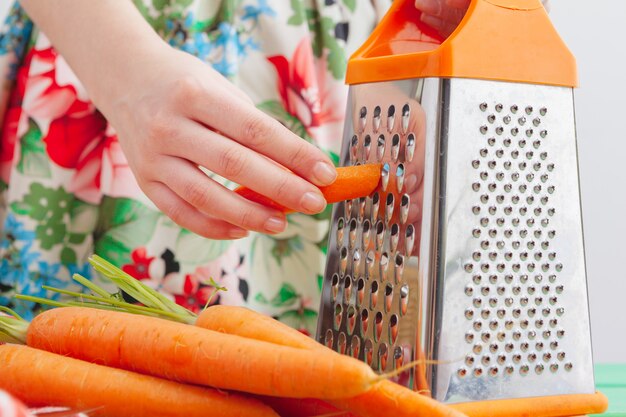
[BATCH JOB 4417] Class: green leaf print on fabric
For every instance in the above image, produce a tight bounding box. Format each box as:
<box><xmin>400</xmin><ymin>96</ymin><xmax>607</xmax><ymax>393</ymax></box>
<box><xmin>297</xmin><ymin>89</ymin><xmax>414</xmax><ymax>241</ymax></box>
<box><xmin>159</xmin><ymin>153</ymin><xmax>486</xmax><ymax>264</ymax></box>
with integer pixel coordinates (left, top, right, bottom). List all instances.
<box><xmin>342</xmin><ymin>0</ymin><xmax>357</xmax><ymax>12</ymax></box>
<box><xmin>254</xmin><ymin>282</ymin><xmax>298</xmax><ymax>307</ymax></box>
<box><xmin>94</xmin><ymin>197</ymin><xmax>161</xmax><ymax>267</ymax></box>
<box><xmin>302</xmin><ymin>10</ymin><xmax>347</xmax><ymax>80</ymax></box>
<box><xmin>287</xmin><ymin>0</ymin><xmax>305</xmax><ymax>25</ymax></box>
<box><xmin>60</xmin><ymin>246</ymin><xmax>77</xmax><ymax>265</ymax></box>
<box><xmin>17</xmin><ymin>119</ymin><xmax>51</xmax><ymax>179</ymax></box>
<box><xmin>175</xmin><ymin>229</ymin><xmax>232</xmax><ymax>265</ymax></box>
<box><xmin>36</xmin><ymin>222</ymin><xmax>67</xmax><ymax>250</ymax></box>
<box><xmin>270</xmin><ymin>235</ymin><xmax>304</xmax><ymax>267</ymax></box>
<box><xmin>19</xmin><ymin>183</ymin><xmax>73</xmax><ymax>222</ymax></box>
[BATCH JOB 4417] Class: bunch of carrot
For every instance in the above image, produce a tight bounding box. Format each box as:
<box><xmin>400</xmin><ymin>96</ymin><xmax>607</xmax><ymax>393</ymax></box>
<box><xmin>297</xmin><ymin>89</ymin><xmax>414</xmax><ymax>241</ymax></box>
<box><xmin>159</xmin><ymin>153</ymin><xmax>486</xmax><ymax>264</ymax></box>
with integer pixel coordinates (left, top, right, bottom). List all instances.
<box><xmin>4</xmin><ymin>255</ymin><xmax>609</xmax><ymax>417</ymax></box>
<box><xmin>0</xmin><ymin>255</ymin><xmax>467</xmax><ymax>417</ymax></box>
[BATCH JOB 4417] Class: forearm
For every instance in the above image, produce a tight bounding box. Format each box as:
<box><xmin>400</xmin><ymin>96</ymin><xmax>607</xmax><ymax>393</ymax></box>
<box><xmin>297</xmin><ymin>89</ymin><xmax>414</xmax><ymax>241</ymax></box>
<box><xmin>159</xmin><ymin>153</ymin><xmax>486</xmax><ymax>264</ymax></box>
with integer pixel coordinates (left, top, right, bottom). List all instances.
<box><xmin>17</xmin><ymin>0</ymin><xmax>167</xmax><ymax>110</ymax></box>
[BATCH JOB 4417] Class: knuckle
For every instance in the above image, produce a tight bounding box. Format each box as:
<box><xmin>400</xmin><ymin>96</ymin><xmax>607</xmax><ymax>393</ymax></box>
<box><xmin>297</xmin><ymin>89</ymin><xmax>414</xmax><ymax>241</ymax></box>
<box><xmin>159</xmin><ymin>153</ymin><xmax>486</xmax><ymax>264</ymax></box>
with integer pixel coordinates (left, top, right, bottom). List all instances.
<box><xmin>173</xmin><ymin>76</ymin><xmax>203</xmax><ymax>103</ymax></box>
<box><xmin>271</xmin><ymin>174</ymin><xmax>292</xmax><ymax>202</ymax></box>
<box><xmin>182</xmin><ymin>180</ymin><xmax>210</xmax><ymax>209</ymax></box>
<box><xmin>218</xmin><ymin>147</ymin><xmax>247</xmax><ymax>179</ymax></box>
<box><xmin>146</xmin><ymin>115</ymin><xmax>175</xmax><ymax>143</ymax></box>
<box><xmin>235</xmin><ymin>208</ymin><xmax>259</xmax><ymax>229</ymax></box>
<box><xmin>242</xmin><ymin>115</ymin><xmax>269</xmax><ymax>148</ymax></box>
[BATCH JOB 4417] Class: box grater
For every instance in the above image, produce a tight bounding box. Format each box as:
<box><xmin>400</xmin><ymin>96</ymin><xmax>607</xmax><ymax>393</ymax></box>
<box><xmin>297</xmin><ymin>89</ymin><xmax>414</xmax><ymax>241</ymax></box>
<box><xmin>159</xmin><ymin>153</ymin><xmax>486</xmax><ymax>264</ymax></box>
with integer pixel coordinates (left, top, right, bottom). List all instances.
<box><xmin>316</xmin><ymin>0</ymin><xmax>596</xmax><ymax>405</ymax></box>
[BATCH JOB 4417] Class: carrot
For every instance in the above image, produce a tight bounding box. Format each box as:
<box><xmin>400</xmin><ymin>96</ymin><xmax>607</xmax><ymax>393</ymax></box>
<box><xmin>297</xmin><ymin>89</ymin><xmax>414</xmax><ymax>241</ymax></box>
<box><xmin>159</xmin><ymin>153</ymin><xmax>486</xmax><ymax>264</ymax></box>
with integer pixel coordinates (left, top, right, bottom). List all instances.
<box><xmin>0</xmin><ymin>344</ymin><xmax>278</xmax><ymax>417</ymax></box>
<box><xmin>22</xmin><ymin>307</ymin><xmax>377</xmax><ymax>399</ymax></box>
<box><xmin>195</xmin><ymin>305</ymin><xmax>323</xmax><ymax>351</ymax></box>
<box><xmin>235</xmin><ymin>164</ymin><xmax>381</xmax><ymax>213</ymax></box>
<box><xmin>259</xmin><ymin>397</ymin><xmax>357</xmax><ymax>417</ymax></box>
<box><xmin>450</xmin><ymin>392</ymin><xmax>608</xmax><ymax>417</ymax></box>
<box><xmin>195</xmin><ymin>306</ymin><xmax>465</xmax><ymax>417</ymax></box>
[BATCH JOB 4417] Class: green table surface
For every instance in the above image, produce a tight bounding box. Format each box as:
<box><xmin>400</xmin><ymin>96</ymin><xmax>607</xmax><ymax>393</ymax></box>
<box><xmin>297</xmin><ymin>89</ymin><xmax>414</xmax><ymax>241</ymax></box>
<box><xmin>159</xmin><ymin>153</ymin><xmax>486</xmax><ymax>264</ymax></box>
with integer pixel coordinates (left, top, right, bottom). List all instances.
<box><xmin>594</xmin><ymin>364</ymin><xmax>626</xmax><ymax>416</ymax></box>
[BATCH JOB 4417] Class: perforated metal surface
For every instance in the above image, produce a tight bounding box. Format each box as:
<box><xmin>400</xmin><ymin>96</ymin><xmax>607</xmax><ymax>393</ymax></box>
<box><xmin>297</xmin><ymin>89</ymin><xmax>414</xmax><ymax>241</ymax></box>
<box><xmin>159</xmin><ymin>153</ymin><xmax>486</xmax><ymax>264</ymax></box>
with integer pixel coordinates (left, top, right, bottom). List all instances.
<box><xmin>317</xmin><ymin>77</ymin><xmax>594</xmax><ymax>404</ymax></box>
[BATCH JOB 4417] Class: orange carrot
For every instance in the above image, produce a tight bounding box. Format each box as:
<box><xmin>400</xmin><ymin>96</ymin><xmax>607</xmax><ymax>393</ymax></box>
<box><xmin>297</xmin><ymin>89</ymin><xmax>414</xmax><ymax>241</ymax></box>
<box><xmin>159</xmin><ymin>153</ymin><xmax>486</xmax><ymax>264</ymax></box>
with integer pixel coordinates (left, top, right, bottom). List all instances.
<box><xmin>195</xmin><ymin>306</ymin><xmax>466</xmax><ymax>417</ymax></box>
<box><xmin>235</xmin><ymin>164</ymin><xmax>381</xmax><ymax>213</ymax></box>
<box><xmin>24</xmin><ymin>307</ymin><xmax>377</xmax><ymax>399</ymax></box>
<box><xmin>450</xmin><ymin>393</ymin><xmax>608</xmax><ymax>417</ymax></box>
<box><xmin>195</xmin><ymin>305</ymin><xmax>323</xmax><ymax>351</ymax></box>
<box><xmin>0</xmin><ymin>344</ymin><xmax>278</xmax><ymax>417</ymax></box>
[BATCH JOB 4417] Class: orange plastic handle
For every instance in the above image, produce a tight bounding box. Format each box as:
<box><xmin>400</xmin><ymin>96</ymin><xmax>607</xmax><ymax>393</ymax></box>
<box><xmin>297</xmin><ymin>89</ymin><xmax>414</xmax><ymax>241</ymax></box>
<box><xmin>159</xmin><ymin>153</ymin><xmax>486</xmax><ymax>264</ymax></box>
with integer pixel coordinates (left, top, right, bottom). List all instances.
<box><xmin>347</xmin><ymin>0</ymin><xmax>577</xmax><ymax>87</ymax></box>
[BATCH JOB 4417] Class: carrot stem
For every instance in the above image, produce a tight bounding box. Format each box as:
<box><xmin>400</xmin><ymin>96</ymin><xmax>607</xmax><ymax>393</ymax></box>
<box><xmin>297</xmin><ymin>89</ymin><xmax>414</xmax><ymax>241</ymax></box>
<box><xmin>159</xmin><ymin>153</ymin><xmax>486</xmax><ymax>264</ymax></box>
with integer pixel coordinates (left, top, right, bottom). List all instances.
<box><xmin>70</xmin><ymin>273</ymin><xmax>112</xmax><ymax>299</ymax></box>
<box><xmin>0</xmin><ymin>305</ymin><xmax>25</xmax><ymax>321</ymax></box>
<box><xmin>0</xmin><ymin>312</ymin><xmax>28</xmax><ymax>344</ymax></box>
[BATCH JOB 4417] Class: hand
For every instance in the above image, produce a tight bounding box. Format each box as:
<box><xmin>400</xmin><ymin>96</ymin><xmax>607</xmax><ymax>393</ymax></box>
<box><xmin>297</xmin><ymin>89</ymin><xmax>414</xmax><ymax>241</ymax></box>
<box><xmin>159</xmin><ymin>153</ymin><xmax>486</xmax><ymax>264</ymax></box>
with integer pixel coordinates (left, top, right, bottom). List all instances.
<box><xmin>414</xmin><ymin>0</ymin><xmax>551</xmax><ymax>38</ymax></box>
<box><xmin>102</xmin><ymin>46</ymin><xmax>337</xmax><ymax>240</ymax></box>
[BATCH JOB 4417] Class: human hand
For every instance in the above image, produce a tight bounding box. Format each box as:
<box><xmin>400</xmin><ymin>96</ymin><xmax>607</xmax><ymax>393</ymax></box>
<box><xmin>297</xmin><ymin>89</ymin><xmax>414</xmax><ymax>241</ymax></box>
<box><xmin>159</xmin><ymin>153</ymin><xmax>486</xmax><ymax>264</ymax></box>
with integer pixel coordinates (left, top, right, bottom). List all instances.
<box><xmin>101</xmin><ymin>46</ymin><xmax>337</xmax><ymax>240</ymax></box>
<box><xmin>414</xmin><ymin>0</ymin><xmax>551</xmax><ymax>38</ymax></box>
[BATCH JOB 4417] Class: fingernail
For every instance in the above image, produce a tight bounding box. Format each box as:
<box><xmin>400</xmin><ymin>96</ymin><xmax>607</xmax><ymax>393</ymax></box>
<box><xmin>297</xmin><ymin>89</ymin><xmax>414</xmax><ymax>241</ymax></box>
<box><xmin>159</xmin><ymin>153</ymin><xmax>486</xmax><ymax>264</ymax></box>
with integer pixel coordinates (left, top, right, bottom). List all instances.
<box><xmin>301</xmin><ymin>192</ymin><xmax>327</xmax><ymax>213</ymax></box>
<box><xmin>230</xmin><ymin>228</ymin><xmax>249</xmax><ymax>239</ymax></box>
<box><xmin>264</xmin><ymin>216</ymin><xmax>286</xmax><ymax>234</ymax></box>
<box><xmin>415</xmin><ymin>0</ymin><xmax>442</xmax><ymax>15</ymax></box>
<box><xmin>313</xmin><ymin>162</ymin><xmax>337</xmax><ymax>185</ymax></box>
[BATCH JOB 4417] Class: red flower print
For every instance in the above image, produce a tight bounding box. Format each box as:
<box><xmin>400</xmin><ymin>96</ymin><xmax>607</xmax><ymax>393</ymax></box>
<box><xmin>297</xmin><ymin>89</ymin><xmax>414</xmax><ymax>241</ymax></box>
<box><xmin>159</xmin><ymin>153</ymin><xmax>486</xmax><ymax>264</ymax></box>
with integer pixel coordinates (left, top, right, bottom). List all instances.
<box><xmin>174</xmin><ymin>274</ymin><xmax>216</xmax><ymax>314</ymax></box>
<box><xmin>43</xmin><ymin>99</ymin><xmax>107</xmax><ymax>169</ymax></box>
<box><xmin>267</xmin><ymin>37</ymin><xmax>344</xmax><ymax>149</ymax></box>
<box><xmin>122</xmin><ymin>248</ymin><xmax>155</xmax><ymax>280</ymax></box>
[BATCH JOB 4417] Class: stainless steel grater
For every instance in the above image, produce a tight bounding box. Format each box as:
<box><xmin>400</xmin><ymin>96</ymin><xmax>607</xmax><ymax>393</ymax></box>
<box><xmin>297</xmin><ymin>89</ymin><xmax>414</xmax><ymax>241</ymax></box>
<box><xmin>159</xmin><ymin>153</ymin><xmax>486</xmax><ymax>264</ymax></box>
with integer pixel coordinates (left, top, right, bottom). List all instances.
<box><xmin>316</xmin><ymin>0</ymin><xmax>596</xmax><ymax>404</ymax></box>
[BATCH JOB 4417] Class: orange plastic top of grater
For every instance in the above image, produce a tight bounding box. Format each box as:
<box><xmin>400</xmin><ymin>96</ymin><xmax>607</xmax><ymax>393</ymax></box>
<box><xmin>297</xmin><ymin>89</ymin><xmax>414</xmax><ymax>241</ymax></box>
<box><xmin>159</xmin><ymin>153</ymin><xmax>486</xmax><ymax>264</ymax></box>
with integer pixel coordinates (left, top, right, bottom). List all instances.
<box><xmin>346</xmin><ymin>0</ymin><xmax>577</xmax><ymax>87</ymax></box>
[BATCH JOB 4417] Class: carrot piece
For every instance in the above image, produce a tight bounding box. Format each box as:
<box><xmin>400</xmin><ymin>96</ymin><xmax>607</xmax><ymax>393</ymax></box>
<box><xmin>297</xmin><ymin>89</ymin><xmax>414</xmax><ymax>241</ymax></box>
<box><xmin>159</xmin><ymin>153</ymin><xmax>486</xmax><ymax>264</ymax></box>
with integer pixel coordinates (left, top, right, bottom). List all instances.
<box><xmin>450</xmin><ymin>392</ymin><xmax>608</xmax><ymax>417</ymax></box>
<box><xmin>195</xmin><ymin>306</ymin><xmax>466</xmax><ymax>417</ymax></box>
<box><xmin>234</xmin><ymin>164</ymin><xmax>381</xmax><ymax>213</ymax></box>
<box><xmin>0</xmin><ymin>344</ymin><xmax>278</xmax><ymax>417</ymax></box>
<box><xmin>25</xmin><ymin>307</ymin><xmax>376</xmax><ymax>399</ymax></box>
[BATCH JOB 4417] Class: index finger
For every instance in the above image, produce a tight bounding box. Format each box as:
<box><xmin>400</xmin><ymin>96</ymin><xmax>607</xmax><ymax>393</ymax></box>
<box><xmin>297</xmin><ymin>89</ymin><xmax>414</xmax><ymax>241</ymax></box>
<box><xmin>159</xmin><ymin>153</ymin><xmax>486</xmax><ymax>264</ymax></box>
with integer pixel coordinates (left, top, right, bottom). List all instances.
<box><xmin>190</xmin><ymin>87</ymin><xmax>338</xmax><ymax>187</ymax></box>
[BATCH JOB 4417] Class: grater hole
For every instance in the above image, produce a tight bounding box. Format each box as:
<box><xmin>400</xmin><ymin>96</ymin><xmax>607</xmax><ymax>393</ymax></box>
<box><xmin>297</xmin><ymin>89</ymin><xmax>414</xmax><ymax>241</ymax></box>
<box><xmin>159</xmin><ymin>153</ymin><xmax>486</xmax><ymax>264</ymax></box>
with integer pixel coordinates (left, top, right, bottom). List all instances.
<box><xmin>385</xmin><ymin>284</ymin><xmax>394</xmax><ymax>313</ymax></box>
<box><xmin>337</xmin><ymin>332</ymin><xmax>347</xmax><ymax>355</ymax></box>
<box><xmin>374</xmin><ymin>312</ymin><xmax>384</xmax><ymax>342</ymax></box>
<box><xmin>356</xmin><ymin>278</ymin><xmax>365</xmax><ymax>307</ymax></box>
<box><xmin>351</xmin><ymin>335</ymin><xmax>360</xmax><ymax>358</ymax></box>
<box><xmin>344</xmin><ymin>277</ymin><xmax>352</xmax><ymax>305</ymax></box>
<box><xmin>379</xmin><ymin>343</ymin><xmax>389</xmax><ymax>371</ymax></box>
<box><xmin>325</xmin><ymin>329</ymin><xmax>334</xmax><ymax>349</ymax></box>
<box><xmin>334</xmin><ymin>304</ymin><xmax>343</xmax><ymax>330</ymax></box>
<box><xmin>364</xmin><ymin>339</ymin><xmax>374</xmax><ymax>366</ymax></box>
<box><xmin>331</xmin><ymin>274</ymin><xmax>339</xmax><ymax>302</ymax></box>
<box><xmin>361</xmin><ymin>309</ymin><xmax>369</xmax><ymax>335</ymax></box>
<box><xmin>370</xmin><ymin>281</ymin><xmax>379</xmax><ymax>309</ymax></box>
<box><xmin>389</xmin><ymin>314</ymin><xmax>399</xmax><ymax>344</ymax></box>
<box><xmin>400</xmin><ymin>285</ymin><xmax>409</xmax><ymax>316</ymax></box>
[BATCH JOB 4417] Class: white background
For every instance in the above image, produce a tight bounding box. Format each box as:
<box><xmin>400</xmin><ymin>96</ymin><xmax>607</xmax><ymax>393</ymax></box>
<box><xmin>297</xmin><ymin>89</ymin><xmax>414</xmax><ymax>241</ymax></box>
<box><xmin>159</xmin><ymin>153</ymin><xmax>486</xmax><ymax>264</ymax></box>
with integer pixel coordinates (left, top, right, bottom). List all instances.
<box><xmin>1</xmin><ymin>1</ymin><xmax>624</xmax><ymax>363</ymax></box>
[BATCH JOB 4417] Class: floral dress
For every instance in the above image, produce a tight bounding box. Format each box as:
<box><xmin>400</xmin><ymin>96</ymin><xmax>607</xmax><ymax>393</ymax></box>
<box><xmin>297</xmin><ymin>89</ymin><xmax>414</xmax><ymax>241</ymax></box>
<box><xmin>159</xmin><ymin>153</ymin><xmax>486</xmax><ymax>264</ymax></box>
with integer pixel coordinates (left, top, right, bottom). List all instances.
<box><xmin>0</xmin><ymin>0</ymin><xmax>389</xmax><ymax>334</ymax></box>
